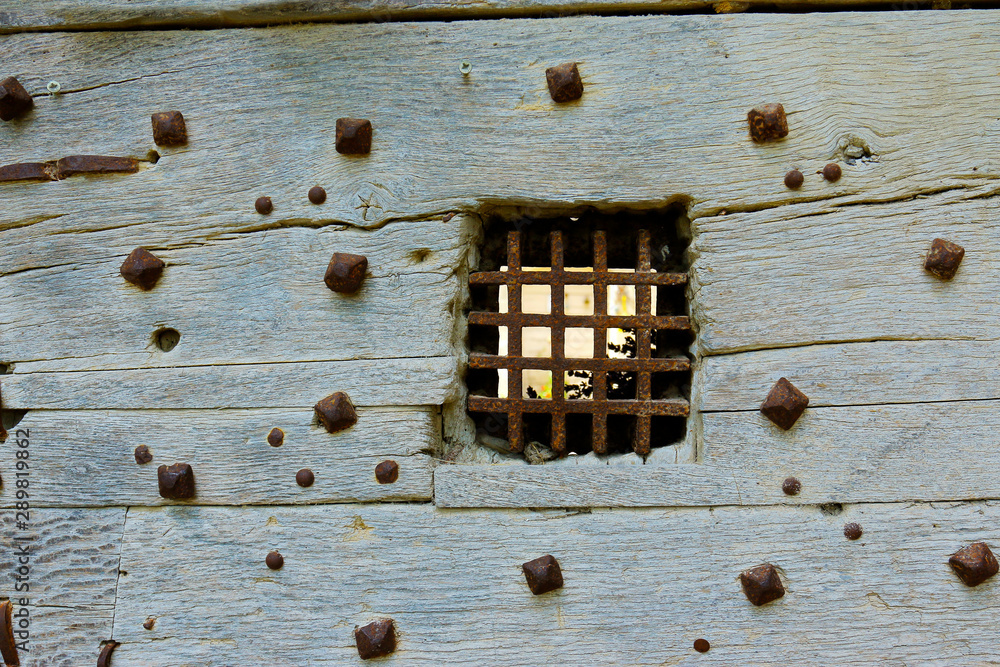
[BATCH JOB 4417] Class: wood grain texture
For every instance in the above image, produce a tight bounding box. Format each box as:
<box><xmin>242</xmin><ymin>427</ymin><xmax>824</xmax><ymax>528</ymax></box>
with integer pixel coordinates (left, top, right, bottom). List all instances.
<box><xmin>0</xmin><ymin>12</ymin><xmax>995</xmax><ymax>240</ymax></box>
<box><xmin>1</xmin><ymin>218</ymin><xmax>471</xmax><ymax>374</ymax></box>
<box><xmin>699</xmin><ymin>338</ymin><xmax>1000</xmax><ymax>411</ymax></box>
<box><xmin>0</xmin><ymin>409</ymin><xmax>436</xmax><ymax>507</ymax></box>
<box><xmin>0</xmin><ymin>0</ymin><xmax>893</xmax><ymax>33</ymax></box>
<box><xmin>109</xmin><ymin>502</ymin><xmax>1000</xmax><ymax>665</ymax></box>
<box><xmin>438</xmin><ymin>397</ymin><xmax>1000</xmax><ymax>507</ymax></box>
<box><xmin>0</xmin><ymin>509</ymin><xmax>123</xmax><ymax>666</ymax></box>
<box><xmin>2</xmin><ymin>356</ymin><xmax>456</xmax><ymax>409</ymax></box>
<box><xmin>691</xmin><ymin>185</ymin><xmax>1000</xmax><ymax>355</ymax></box>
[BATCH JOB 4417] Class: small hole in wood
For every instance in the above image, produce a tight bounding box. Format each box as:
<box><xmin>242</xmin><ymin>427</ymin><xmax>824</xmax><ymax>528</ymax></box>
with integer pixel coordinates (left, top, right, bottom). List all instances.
<box><xmin>153</xmin><ymin>328</ymin><xmax>181</xmax><ymax>353</ymax></box>
<box><xmin>146</xmin><ymin>150</ymin><xmax>160</xmax><ymax>164</ymax></box>
<box><xmin>2</xmin><ymin>409</ymin><xmax>28</xmax><ymax>432</ymax></box>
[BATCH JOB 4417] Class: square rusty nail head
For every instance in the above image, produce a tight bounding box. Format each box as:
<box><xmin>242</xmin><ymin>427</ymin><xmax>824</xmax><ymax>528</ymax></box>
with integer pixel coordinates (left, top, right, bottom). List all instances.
<box><xmin>0</xmin><ymin>77</ymin><xmax>33</xmax><ymax>122</ymax></box>
<box><xmin>151</xmin><ymin>110</ymin><xmax>188</xmax><ymax>146</ymax></box>
<box><xmin>924</xmin><ymin>238</ymin><xmax>965</xmax><ymax>280</ymax></box>
<box><xmin>336</xmin><ymin>118</ymin><xmax>372</xmax><ymax>155</ymax></box>
<box><xmin>740</xmin><ymin>563</ymin><xmax>785</xmax><ymax>606</ymax></box>
<box><xmin>522</xmin><ymin>554</ymin><xmax>563</xmax><ymax>595</ymax></box>
<box><xmin>314</xmin><ymin>392</ymin><xmax>358</xmax><ymax>433</ymax></box>
<box><xmin>949</xmin><ymin>542</ymin><xmax>998</xmax><ymax>587</ymax></box>
<box><xmin>760</xmin><ymin>377</ymin><xmax>809</xmax><ymax>430</ymax></box>
<box><xmin>120</xmin><ymin>247</ymin><xmax>165</xmax><ymax>290</ymax></box>
<box><xmin>324</xmin><ymin>253</ymin><xmax>368</xmax><ymax>294</ymax></box>
<box><xmin>747</xmin><ymin>103</ymin><xmax>788</xmax><ymax>143</ymax></box>
<box><xmin>355</xmin><ymin>619</ymin><xmax>396</xmax><ymax>660</ymax></box>
<box><xmin>546</xmin><ymin>62</ymin><xmax>583</xmax><ymax>103</ymax></box>
<box><xmin>157</xmin><ymin>463</ymin><xmax>195</xmax><ymax>500</ymax></box>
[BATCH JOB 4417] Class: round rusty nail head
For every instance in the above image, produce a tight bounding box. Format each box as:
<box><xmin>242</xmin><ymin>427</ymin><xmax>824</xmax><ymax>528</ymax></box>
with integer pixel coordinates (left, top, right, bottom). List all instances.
<box><xmin>844</xmin><ymin>522</ymin><xmax>863</xmax><ymax>540</ymax></box>
<box><xmin>308</xmin><ymin>186</ymin><xmax>327</xmax><ymax>205</ymax></box>
<box><xmin>296</xmin><ymin>468</ymin><xmax>315</xmax><ymax>487</ymax></box>
<box><xmin>694</xmin><ymin>638</ymin><xmax>710</xmax><ymax>653</ymax></box>
<box><xmin>784</xmin><ymin>169</ymin><xmax>804</xmax><ymax>189</ymax></box>
<box><xmin>375</xmin><ymin>460</ymin><xmax>399</xmax><ymax>484</ymax></box>
<box><xmin>822</xmin><ymin>163</ymin><xmax>842</xmax><ymax>182</ymax></box>
<box><xmin>782</xmin><ymin>477</ymin><xmax>801</xmax><ymax>496</ymax></box>
<box><xmin>255</xmin><ymin>196</ymin><xmax>273</xmax><ymax>214</ymax></box>
<box><xmin>266</xmin><ymin>551</ymin><xmax>284</xmax><ymax>570</ymax></box>
<box><xmin>267</xmin><ymin>428</ymin><xmax>284</xmax><ymax>447</ymax></box>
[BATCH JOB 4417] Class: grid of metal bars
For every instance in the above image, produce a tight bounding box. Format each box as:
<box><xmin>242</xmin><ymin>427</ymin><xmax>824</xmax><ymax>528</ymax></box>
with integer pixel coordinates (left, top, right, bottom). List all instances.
<box><xmin>467</xmin><ymin>229</ymin><xmax>691</xmax><ymax>456</ymax></box>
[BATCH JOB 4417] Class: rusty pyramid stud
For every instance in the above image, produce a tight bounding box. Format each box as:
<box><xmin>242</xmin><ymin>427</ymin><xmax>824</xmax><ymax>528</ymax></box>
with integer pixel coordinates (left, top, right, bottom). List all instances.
<box><xmin>522</xmin><ymin>554</ymin><xmax>564</xmax><ymax>595</ymax></box>
<box><xmin>747</xmin><ymin>103</ymin><xmax>788</xmax><ymax>142</ymax></box>
<box><xmin>760</xmin><ymin>377</ymin><xmax>809</xmax><ymax>430</ymax></box>
<box><xmin>546</xmin><ymin>62</ymin><xmax>583</xmax><ymax>103</ymax></box>
<box><xmin>336</xmin><ymin>118</ymin><xmax>372</xmax><ymax>155</ymax></box>
<box><xmin>157</xmin><ymin>463</ymin><xmax>195</xmax><ymax>499</ymax></box>
<box><xmin>355</xmin><ymin>619</ymin><xmax>396</xmax><ymax>660</ymax></box>
<box><xmin>924</xmin><ymin>238</ymin><xmax>965</xmax><ymax>280</ymax></box>
<box><xmin>120</xmin><ymin>247</ymin><xmax>166</xmax><ymax>290</ymax></box>
<box><xmin>314</xmin><ymin>392</ymin><xmax>358</xmax><ymax>433</ymax></box>
<box><xmin>740</xmin><ymin>563</ymin><xmax>785</xmax><ymax>606</ymax></box>
<box><xmin>949</xmin><ymin>542</ymin><xmax>999</xmax><ymax>587</ymax></box>
<box><xmin>0</xmin><ymin>76</ymin><xmax>33</xmax><ymax>122</ymax></box>
<box><xmin>150</xmin><ymin>110</ymin><xmax>187</xmax><ymax>146</ymax></box>
<box><xmin>324</xmin><ymin>253</ymin><xmax>368</xmax><ymax>293</ymax></box>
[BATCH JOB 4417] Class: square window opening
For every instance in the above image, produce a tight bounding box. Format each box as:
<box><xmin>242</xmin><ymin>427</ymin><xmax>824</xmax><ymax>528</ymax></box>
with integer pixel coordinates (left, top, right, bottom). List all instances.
<box><xmin>465</xmin><ymin>205</ymin><xmax>692</xmax><ymax>459</ymax></box>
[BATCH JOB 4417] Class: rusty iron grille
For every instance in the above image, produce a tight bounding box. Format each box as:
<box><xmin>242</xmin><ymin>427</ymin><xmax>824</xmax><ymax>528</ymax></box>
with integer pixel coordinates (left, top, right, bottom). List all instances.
<box><xmin>467</xmin><ymin>229</ymin><xmax>692</xmax><ymax>456</ymax></box>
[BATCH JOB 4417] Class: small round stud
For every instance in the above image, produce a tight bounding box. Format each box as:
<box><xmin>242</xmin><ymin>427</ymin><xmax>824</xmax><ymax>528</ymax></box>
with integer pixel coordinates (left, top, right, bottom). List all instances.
<box><xmin>255</xmin><ymin>196</ymin><xmax>273</xmax><ymax>214</ymax></box>
<box><xmin>308</xmin><ymin>186</ymin><xmax>326</xmax><ymax>205</ymax></box>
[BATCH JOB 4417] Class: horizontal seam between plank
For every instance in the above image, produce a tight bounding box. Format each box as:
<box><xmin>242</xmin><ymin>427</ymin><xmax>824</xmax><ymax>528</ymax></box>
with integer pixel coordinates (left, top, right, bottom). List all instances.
<box><xmin>4</xmin><ymin>3</ymin><xmax>1000</xmax><ymax>34</ymax></box>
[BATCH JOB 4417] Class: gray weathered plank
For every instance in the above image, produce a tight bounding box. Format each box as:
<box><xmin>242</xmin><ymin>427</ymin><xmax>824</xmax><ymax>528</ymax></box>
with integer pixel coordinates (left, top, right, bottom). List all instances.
<box><xmin>0</xmin><ymin>508</ymin><xmax>123</xmax><ymax>666</ymax></box>
<box><xmin>0</xmin><ymin>0</ymin><xmax>896</xmax><ymax>33</ymax></box>
<box><xmin>1</xmin><ymin>218</ymin><xmax>471</xmax><ymax>373</ymax></box>
<box><xmin>0</xmin><ymin>12</ymin><xmax>995</xmax><ymax>239</ymax></box>
<box><xmin>0</xmin><ymin>409</ymin><xmax>436</xmax><ymax>507</ymax></box>
<box><xmin>437</xmin><ymin>398</ymin><xmax>1000</xmax><ymax>507</ymax></box>
<box><xmin>698</xmin><ymin>338</ymin><xmax>1000</xmax><ymax>412</ymax></box>
<box><xmin>109</xmin><ymin>502</ymin><xmax>1000</xmax><ymax>665</ymax></box>
<box><xmin>691</xmin><ymin>184</ymin><xmax>1000</xmax><ymax>355</ymax></box>
<box><xmin>2</xmin><ymin>356</ymin><xmax>456</xmax><ymax>409</ymax></box>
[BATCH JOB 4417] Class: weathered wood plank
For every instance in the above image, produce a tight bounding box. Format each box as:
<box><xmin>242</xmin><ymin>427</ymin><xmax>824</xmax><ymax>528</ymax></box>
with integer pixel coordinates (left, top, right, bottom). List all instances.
<box><xmin>0</xmin><ymin>0</ymin><xmax>901</xmax><ymax>33</ymax></box>
<box><xmin>0</xmin><ymin>12</ymin><xmax>995</xmax><ymax>238</ymax></box>
<box><xmin>691</xmin><ymin>185</ymin><xmax>1000</xmax><ymax>355</ymax></box>
<box><xmin>435</xmin><ymin>463</ymin><xmax>740</xmax><ymax>507</ymax></box>
<box><xmin>438</xmin><ymin>398</ymin><xmax>1000</xmax><ymax>507</ymax></box>
<box><xmin>0</xmin><ymin>409</ymin><xmax>436</xmax><ymax>507</ymax></box>
<box><xmin>1</xmin><ymin>218</ymin><xmax>470</xmax><ymax>373</ymax></box>
<box><xmin>110</xmin><ymin>502</ymin><xmax>1000</xmax><ymax>665</ymax></box>
<box><xmin>0</xmin><ymin>508</ymin><xmax>123</xmax><ymax>666</ymax></box>
<box><xmin>3</xmin><ymin>357</ymin><xmax>456</xmax><ymax>409</ymax></box>
<box><xmin>698</xmin><ymin>338</ymin><xmax>1000</xmax><ymax>411</ymax></box>
<box><xmin>700</xmin><ymin>399</ymin><xmax>1000</xmax><ymax>506</ymax></box>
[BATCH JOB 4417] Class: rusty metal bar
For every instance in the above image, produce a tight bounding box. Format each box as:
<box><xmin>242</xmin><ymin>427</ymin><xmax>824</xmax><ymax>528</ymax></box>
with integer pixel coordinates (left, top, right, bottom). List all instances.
<box><xmin>471</xmin><ymin>271</ymin><xmax>687</xmax><ymax>286</ymax></box>
<box><xmin>634</xmin><ymin>230</ymin><xmax>653</xmax><ymax>456</ymax></box>
<box><xmin>549</xmin><ymin>231</ymin><xmax>567</xmax><ymax>455</ymax></box>
<box><xmin>468</xmin><ymin>396</ymin><xmax>689</xmax><ymax>416</ymax></box>
<box><xmin>468</xmin><ymin>353</ymin><xmax>689</xmax><ymax>372</ymax></box>
<box><xmin>591</xmin><ymin>231</ymin><xmax>609</xmax><ymax>455</ymax></box>
<box><xmin>505</xmin><ymin>231</ymin><xmax>524</xmax><ymax>453</ymax></box>
<box><xmin>468</xmin><ymin>311</ymin><xmax>690</xmax><ymax>330</ymax></box>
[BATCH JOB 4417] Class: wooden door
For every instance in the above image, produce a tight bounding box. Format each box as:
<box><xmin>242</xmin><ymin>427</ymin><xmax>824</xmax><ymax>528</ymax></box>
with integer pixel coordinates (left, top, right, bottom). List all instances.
<box><xmin>2</xmin><ymin>4</ymin><xmax>999</xmax><ymax>664</ymax></box>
